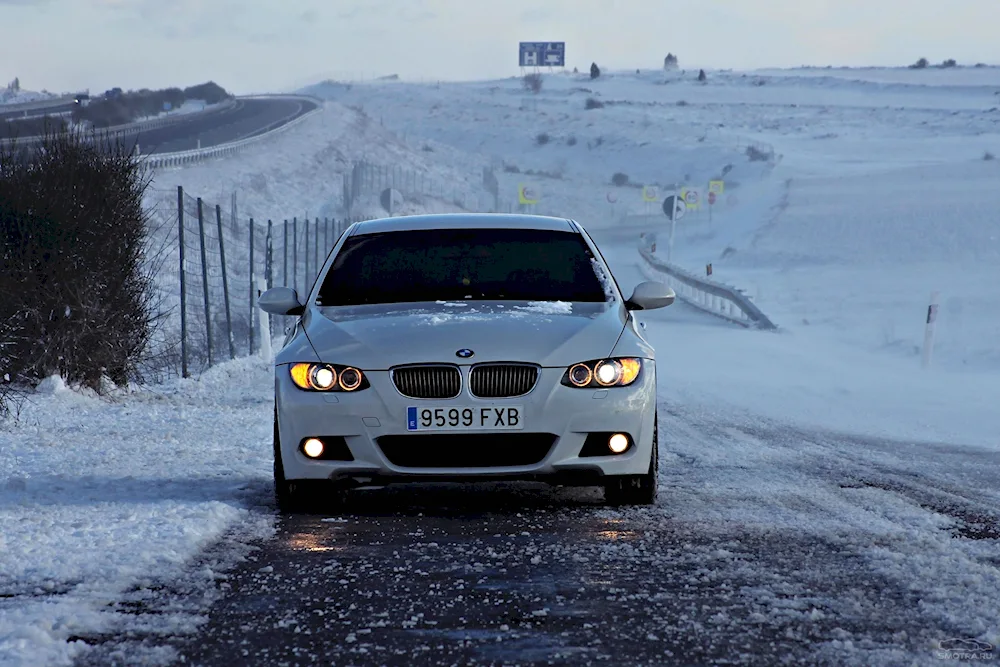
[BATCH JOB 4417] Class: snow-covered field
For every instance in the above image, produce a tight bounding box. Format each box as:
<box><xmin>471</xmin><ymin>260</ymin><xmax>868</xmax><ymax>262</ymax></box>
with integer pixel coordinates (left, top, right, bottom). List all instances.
<box><xmin>2</xmin><ymin>66</ymin><xmax>999</xmax><ymax>664</ymax></box>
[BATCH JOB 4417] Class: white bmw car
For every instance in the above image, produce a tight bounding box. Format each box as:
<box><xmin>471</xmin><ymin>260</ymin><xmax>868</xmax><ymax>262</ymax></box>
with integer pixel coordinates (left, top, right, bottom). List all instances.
<box><xmin>258</xmin><ymin>213</ymin><xmax>675</xmax><ymax>511</ymax></box>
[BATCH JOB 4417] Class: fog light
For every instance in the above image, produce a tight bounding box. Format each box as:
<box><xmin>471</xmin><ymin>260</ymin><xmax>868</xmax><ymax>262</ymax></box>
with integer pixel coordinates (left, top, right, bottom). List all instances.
<box><xmin>303</xmin><ymin>438</ymin><xmax>325</xmax><ymax>458</ymax></box>
<box><xmin>608</xmin><ymin>433</ymin><xmax>629</xmax><ymax>454</ymax></box>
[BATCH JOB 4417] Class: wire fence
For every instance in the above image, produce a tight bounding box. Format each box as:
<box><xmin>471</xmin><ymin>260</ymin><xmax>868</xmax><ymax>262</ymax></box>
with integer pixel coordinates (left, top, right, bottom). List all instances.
<box><xmin>343</xmin><ymin>159</ymin><xmax>495</xmax><ymax>216</ymax></box>
<box><xmin>146</xmin><ymin>186</ymin><xmax>371</xmax><ymax>378</ymax></box>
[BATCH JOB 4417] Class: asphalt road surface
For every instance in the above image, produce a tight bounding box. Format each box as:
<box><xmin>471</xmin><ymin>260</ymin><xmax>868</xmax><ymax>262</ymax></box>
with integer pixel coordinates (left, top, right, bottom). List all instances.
<box><xmin>132</xmin><ymin>97</ymin><xmax>317</xmax><ymax>155</ymax></box>
<box><xmin>70</xmin><ymin>380</ymin><xmax>1000</xmax><ymax>666</ymax></box>
<box><xmin>0</xmin><ymin>101</ymin><xmax>75</xmax><ymax>121</ymax></box>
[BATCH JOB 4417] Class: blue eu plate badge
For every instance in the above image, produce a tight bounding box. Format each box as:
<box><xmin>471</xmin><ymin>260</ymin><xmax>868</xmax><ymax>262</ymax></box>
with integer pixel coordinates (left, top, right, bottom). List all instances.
<box><xmin>407</xmin><ymin>406</ymin><xmax>418</xmax><ymax>431</ymax></box>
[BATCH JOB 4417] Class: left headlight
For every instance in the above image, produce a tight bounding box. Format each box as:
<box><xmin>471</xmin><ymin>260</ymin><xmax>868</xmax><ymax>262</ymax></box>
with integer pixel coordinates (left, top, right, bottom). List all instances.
<box><xmin>289</xmin><ymin>363</ymin><xmax>369</xmax><ymax>392</ymax></box>
<box><xmin>562</xmin><ymin>358</ymin><xmax>642</xmax><ymax>388</ymax></box>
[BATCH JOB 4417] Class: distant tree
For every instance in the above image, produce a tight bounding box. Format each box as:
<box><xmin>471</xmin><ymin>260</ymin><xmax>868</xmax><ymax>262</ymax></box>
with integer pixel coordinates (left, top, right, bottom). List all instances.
<box><xmin>941</xmin><ymin>59</ymin><xmax>957</xmax><ymax>68</ymax></box>
<box><xmin>698</xmin><ymin>69</ymin><xmax>707</xmax><ymax>82</ymax></box>
<box><xmin>590</xmin><ymin>62</ymin><xmax>601</xmax><ymax>79</ymax></box>
<box><xmin>909</xmin><ymin>57</ymin><xmax>929</xmax><ymax>69</ymax></box>
<box><xmin>664</xmin><ymin>54</ymin><xmax>678</xmax><ymax>70</ymax></box>
<box><xmin>12</xmin><ymin>77</ymin><xmax>19</xmax><ymax>92</ymax></box>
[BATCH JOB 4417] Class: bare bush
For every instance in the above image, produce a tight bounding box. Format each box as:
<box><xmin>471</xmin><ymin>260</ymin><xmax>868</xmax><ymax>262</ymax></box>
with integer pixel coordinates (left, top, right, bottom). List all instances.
<box><xmin>522</xmin><ymin>73</ymin><xmax>543</xmax><ymax>94</ymax></box>
<box><xmin>535</xmin><ymin>132</ymin><xmax>550</xmax><ymax>146</ymax></box>
<box><xmin>746</xmin><ymin>144</ymin><xmax>773</xmax><ymax>162</ymax></box>
<box><xmin>985</xmin><ymin>151</ymin><xmax>996</xmax><ymax>161</ymax></box>
<box><xmin>585</xmin><ymin>97</ymin><xmax>604</xmax><ymax>110</ymax></box>
<box><xmin>611</xmin><ymin>172</ymin><xmax>629</xmax><ymax>186</ymax></box>
<box><xmin>0</xmin><ymin>128</ymin><xmax>164</xmax><ymax>403</ymax></box>
<box><xmin>909</xmin><ymin>58</ymin><xmax>929</xmax><ymax>69</ymax></box>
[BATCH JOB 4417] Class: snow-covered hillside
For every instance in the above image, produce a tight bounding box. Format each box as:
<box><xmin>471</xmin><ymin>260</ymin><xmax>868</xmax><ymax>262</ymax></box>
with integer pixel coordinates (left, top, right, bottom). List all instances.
<box><xmin>3</xmin><ymin>66</ymin><xmax>999</xmax><ymax>664</ymax></box>
<box><xmin>301</xmin><ymin>66</ymin><xmax>1000</xmax><ymax>403</ymax></box>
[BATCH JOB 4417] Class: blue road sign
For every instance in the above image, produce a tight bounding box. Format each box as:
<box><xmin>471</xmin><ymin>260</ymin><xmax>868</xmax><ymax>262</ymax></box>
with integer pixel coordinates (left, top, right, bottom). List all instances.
<box><xmin>519</xmin><ymin>42</ymin><xmax>565</xmax><ymax>68</ymax></box>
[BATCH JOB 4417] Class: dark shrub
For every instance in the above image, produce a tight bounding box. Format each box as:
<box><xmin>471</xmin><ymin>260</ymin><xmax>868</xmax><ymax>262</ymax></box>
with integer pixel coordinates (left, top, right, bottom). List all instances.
<box><xmin>611</xmin><ymin>172</ymin><xmax>629</xmax><ymax>186</ymax></box>
<box><xmin>522</xmin><ymin>73</ymin><xmax>543</xmax><ymax>93</ymax></box>
<box><xmin>0</xmin><ymin>129</ymin><xmax>161</xmax><ymax>397</ymax></box>
<box><xmin>941</xmin><ymin>59</ymin><xmax>957</xmax><ymax>68</ymax></box>
<box><xmin>585</xmin><ymin>97</ymin><xmax>604</xmax><ymax>110</ymax></box>
<box><xmin>909</xmin><ymin>58</ymin><xmax>929</xmax><ymax>69</ymax></box>
<box><xmin>746</xmin><ymin>144</ymin><xmax>773</xmax><ymax>162</ymax></box>
<box><xmin>536</xmin><ymin>132</ymin><xmax>550</xmax><ymax>145</ymax></box>
<box><xmin>590</xmin><ymin>62</ymin><xmax>601</xmax><ymax>79</ymax></box>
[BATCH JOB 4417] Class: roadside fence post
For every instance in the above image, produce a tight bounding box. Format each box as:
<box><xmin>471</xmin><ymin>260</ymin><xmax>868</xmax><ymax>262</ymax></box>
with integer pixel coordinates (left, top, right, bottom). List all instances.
<box><xmin>249</xmin><ymin>218</ymin><xmax>255</xmax><ymax>356</ymax></box>
<box><xmin>177</xmin><ymin>186</ymin><xmax>188</xmax><ymax>378</ymax></box>
<box><xmin>196</xmin><ymin>197</ymin><xmax>213</xmax><ymax>368</ymax></box>
<box><xmin>215</xmin><ymin>204</ymin><xmax>235</xmax><ymax>360</ymax></box>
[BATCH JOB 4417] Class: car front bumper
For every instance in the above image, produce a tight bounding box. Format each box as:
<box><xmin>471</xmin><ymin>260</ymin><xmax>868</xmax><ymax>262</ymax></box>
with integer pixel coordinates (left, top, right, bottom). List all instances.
<box><xmin>275</xmin><ymin>363</ymin><xmax>656</xmax><ymax>485</ymax></box>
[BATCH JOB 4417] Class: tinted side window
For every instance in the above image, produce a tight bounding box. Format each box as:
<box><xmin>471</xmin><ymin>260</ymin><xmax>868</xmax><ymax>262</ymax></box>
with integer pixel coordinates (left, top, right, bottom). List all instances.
<box><xmin>316</xmin><ymin>228</ymin><xmax>608</xmax><ymax>306</ymax></box>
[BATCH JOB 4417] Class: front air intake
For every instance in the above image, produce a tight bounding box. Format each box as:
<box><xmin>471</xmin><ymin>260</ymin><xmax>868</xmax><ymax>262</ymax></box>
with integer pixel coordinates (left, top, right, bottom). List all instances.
<box><xmin>469</xmin><ymin>363</ymin><xmax>539</xmax><ymax>398</ymax></box>
<box><xmin>391</xmin><ymin>365</ymin><xmax>462</xmax><ymax>399</ymax></box>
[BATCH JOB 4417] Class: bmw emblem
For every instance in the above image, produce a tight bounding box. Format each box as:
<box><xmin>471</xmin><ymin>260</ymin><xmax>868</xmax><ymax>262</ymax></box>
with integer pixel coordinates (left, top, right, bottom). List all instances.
<box><xmin>456</xmin><ymin>349</ymin><xmax>475</xmax><ymax>359</ymax></box>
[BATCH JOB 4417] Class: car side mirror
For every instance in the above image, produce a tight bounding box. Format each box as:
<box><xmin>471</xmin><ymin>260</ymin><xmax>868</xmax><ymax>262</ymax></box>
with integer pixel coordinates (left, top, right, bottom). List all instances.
<box><xmin>258</xmin><ymin>286</ymin><xmax>304</xmax><ymax>316</ymax></box>
<box><xmin>625</xmin><ymin>281</ymin><xmax>675</xmax><ymax>310</ymax></box>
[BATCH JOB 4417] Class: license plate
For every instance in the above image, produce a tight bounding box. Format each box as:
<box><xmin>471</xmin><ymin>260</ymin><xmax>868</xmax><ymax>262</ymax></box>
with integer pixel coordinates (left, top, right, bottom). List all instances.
<box><xmin>406</xmin><ymin>406</ymin><xmax>524</xmax><ymax>431</ymax></box>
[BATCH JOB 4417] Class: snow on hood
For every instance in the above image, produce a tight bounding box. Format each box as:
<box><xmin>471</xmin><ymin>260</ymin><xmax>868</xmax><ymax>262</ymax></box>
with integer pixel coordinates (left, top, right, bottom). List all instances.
<box><xmin>303</xmin><ymin>301</ymin><xmax>626</xmax><ymax>369</ymax></box>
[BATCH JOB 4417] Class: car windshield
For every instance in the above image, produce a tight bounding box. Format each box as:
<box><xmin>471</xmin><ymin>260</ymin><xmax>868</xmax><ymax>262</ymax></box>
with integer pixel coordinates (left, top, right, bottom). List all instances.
<box><xmin>315</xmin><ymin>227</ymin><xmax>609</xmax><ymax>306</ymax></box>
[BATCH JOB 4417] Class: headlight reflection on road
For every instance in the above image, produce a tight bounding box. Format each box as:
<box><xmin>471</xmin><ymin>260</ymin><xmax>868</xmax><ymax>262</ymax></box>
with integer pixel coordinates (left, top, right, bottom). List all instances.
<box><xmin>287</xmin><ymin>532</ymin><xmax>342</xmax><ymax>552</ymax></box>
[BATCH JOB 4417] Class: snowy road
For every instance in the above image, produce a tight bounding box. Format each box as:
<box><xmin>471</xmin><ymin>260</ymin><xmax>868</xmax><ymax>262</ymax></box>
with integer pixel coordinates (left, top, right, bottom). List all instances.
<box><xmin>56</xmin><ymin>237</ymin><xmax>1000</xmax><ymax>666</ymax></box>
<box><xmin>69</xmin><ymin>395</ymin><xmax>1000</xmax><ymax>666</ymax></box>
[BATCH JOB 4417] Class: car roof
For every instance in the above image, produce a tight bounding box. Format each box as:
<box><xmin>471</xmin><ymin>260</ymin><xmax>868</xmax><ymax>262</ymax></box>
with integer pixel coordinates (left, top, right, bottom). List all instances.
<box><xmin>352</xmin><ymin>213</ymin><xmax>578</xmax><ymax>235</ymax></box>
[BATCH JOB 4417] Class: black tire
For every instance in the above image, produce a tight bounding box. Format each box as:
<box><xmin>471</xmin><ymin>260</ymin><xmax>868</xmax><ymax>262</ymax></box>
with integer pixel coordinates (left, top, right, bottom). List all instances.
<box><xmin>604</xmin><ymin>413</ymin><xmax>658</xmax><ymax>506</ymax></box>
<box><xmin>273</xmin><ymin>409</ymin><xmax>331</xmax><ymax>513</ymax></box>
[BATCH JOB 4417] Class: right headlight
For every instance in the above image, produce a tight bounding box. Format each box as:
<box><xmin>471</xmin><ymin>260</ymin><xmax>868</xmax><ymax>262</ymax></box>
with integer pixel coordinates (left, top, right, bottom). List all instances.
<box><xmin>561</xmin><ymin>358</ymin><xmax>642</xmax><ymax>388</ymax></box>
<box><xmin>289</xmin><ymin>363</ymin><xmax>369</xmax><ymax>392</ymax></box>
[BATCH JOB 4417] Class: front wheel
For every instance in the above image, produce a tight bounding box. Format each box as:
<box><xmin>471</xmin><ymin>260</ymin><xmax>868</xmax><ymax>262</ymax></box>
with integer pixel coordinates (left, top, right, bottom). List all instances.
<box><xmin>273</xmin><ymin>409</ymin><xmax>332</xmax><ymax>513</ymax></box>
<box><xmin>603</xmin><ymin>413</ymin><xmax>658</xmax><ymax>506</ymax></box>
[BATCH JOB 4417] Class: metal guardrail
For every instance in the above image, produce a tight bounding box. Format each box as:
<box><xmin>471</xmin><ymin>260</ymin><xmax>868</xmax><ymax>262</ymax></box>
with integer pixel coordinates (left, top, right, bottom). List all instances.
<box><xmin>637</xmin><ymin>236</ymin><xmax>777</xmax><ymax>330</ymax></box>
<box><xmin>142</xmin><ymin>96</ymin><xmax>323</xmax><ymax>169</ymax></box>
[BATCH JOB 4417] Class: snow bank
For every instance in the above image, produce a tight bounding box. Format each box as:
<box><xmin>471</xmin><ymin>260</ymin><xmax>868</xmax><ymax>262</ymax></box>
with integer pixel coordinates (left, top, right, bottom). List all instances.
<box><xmin>0</xmin><ymin>355</ymin><xmax>276</xmax><ymax>666</ymax></box>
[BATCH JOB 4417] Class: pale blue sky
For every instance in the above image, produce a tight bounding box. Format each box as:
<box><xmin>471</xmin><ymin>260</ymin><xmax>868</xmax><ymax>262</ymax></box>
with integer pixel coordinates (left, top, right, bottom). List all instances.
<box><xmin>2</xmin><ymin>0</ymin><xmax>998</xmax><ymax>95</ymax></box>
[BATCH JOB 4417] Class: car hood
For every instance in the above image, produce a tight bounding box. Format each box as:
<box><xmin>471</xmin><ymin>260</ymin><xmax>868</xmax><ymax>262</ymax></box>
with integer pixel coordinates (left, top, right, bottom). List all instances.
<box><xmin>303</xmin><ymin>301</ymin><xmax>626</xmax><ymax>369</ymax></box>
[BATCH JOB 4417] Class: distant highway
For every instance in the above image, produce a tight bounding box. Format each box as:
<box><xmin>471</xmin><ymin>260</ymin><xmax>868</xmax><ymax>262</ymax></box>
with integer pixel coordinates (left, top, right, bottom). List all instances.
<box><xmin>132</xmin><ymin>97</ymin><xmax>318</xmax><ymax>155</ymax></box>
<box><xmin>1</xmin><ymin>97</ymin><xmax>319</xmax><ymax>153</ymax></box>
<box><xmin>0</xmin><ymin>98</ymin><xmax>76</xmax><ymax>121</ymax></box>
